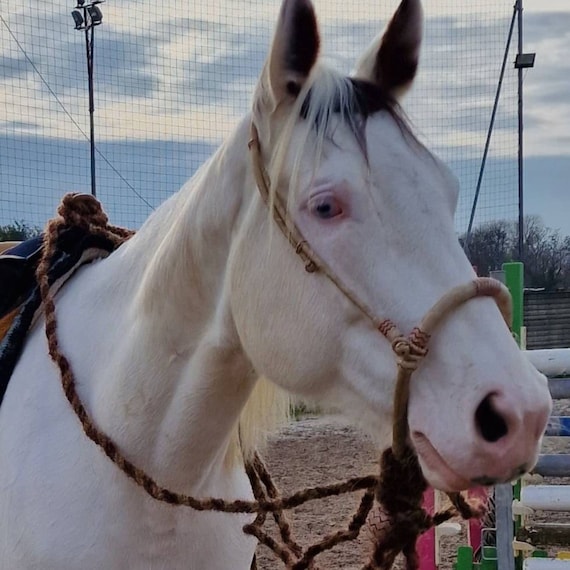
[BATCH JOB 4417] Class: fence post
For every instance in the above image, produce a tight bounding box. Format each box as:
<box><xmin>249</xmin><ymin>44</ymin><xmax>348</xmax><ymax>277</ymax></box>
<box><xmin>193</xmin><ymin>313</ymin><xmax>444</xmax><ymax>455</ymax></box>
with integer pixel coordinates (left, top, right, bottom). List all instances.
<box><xmin>504</xmin><ymin>262</ymin><xmax>524</xmax><ymax>345</ymax></box>
<box><xmin>498</xmin><ymin>261</ymin><xmax>525</xmax><ymax>570</ymax></box>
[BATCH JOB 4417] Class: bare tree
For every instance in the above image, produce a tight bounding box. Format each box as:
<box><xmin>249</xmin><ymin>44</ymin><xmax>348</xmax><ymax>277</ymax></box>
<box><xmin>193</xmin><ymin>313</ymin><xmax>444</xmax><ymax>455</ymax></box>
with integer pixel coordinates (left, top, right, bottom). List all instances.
<box><xmin>461</xmin><ymin>220</ymin><xmax>511</xmax><ymax>276</ymax></box>
<box><xmin>461</xmin><ymin>216</ymin><xmax>570</xmax><ymax>290</ymax></box>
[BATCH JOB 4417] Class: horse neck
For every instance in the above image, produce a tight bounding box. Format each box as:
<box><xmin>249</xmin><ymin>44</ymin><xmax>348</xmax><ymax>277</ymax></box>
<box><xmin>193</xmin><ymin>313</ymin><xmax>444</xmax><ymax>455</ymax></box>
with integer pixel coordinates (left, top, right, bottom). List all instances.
<box><xmin>90</xmin><ymin>117</ymin><xmax>257</xmax><ymax>492</ymax></box>
<box><xmin>134</xmin><ymin>126</ymin><xmax>249</xmax><ymax>339</ymax></box>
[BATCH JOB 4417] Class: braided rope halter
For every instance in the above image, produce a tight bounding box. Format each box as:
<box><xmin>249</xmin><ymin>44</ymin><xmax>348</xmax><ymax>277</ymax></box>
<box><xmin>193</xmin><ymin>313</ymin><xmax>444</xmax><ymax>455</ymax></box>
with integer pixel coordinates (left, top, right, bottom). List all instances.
<box><xmin>36</xmin><ymin>122</ymin><xmax>512</xmax><ymax>570</ymax></box>
<box><xmin>248</xmin><ymin>122</ymin><xmax>512</xmax><ymax>451</ymax></box>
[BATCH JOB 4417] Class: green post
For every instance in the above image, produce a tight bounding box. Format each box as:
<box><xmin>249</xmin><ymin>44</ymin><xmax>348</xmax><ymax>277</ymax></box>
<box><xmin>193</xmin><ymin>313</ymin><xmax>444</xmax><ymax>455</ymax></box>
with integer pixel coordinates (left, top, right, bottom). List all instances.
<box><xmin>481</xmin><ymin>547</ymin><xmax>498</xmax><ymax>570</ymax></box>
<box><xmin>455</xmin><ymin>546</ymin><xmax>474</xmax><ymax>570</ymax></box>
<box><xmin>503</xmin><ymin>262</ymin><xmax>524</xmax><ymax>347</ymax></box>
<box><xmin>502</xmin><ymin>261</ymin><xmax>524</xmax><ymax>570</ymax></box>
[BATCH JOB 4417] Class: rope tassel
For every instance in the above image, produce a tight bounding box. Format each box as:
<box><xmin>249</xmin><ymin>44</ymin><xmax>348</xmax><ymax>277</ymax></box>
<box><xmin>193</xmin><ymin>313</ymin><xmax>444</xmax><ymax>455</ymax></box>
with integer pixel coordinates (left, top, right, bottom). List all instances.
<box><xmin>363</xmin><ymin>447</ymin><xmax>484</xmax><ymax>570</ymax></box>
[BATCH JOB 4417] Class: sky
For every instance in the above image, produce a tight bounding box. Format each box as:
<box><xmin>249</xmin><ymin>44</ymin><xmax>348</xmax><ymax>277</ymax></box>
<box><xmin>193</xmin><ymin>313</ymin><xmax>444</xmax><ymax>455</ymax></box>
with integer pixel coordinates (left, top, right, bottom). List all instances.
<box><xmin>0</xmin><ymin>0</ymin><xmax>569</xmax><ymax>235</ymax></box>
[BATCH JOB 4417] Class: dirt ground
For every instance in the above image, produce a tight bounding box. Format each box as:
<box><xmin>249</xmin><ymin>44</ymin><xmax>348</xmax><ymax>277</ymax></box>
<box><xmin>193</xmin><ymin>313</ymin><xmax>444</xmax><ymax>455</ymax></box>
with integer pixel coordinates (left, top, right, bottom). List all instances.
<box><xmin>256</xmin><ymin>403</ymin><xmax>570</xmax><ymax>570</ymax></box>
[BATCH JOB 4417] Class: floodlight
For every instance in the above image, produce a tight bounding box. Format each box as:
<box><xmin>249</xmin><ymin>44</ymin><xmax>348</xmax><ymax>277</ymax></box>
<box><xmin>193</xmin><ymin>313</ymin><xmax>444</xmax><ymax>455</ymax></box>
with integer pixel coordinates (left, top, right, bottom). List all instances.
<box><xmin>515</xmin><ymin>53</ymin><xmax>536</xmax><ymax>69</ymax></box>
<box><xmin>71</xmin><ymin>9</ymin><xmax>84</xmax><ymax>29</ymax></box>
<box><xmin>88</xmin><ymin>5</ymin><xmax>103</xmax><ymax>25</ymax></box>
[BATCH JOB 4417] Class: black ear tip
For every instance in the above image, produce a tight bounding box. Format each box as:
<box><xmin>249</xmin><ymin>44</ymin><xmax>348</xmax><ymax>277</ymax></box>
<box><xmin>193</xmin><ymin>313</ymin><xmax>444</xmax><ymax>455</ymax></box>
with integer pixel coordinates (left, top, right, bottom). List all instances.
<box><xmin>285</xmin><ymin>0</ymin><xmax>320</xmax><ymax>76</ymax></box>
<box><xmin>371</xmin><ymin>0</ymin><xmax>422</xmax><ymax>94</ymax></box>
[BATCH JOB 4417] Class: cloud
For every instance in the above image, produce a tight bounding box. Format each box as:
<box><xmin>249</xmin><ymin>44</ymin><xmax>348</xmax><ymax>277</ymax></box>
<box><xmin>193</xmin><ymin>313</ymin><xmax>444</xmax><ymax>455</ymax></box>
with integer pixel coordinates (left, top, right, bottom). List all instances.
<box><xmin>1</xmin><ymin>0</ymin><xmax>570</xmax><ymax>236</ymax></box>
<box><xmin>1</xmin><ymin>9</ymin><xmax>163</xmax><ymax>100</ymax></box>
<box><xmin>0</xmin><ymin>120</ymin><xmax>39</xmax><ymax>131</ymax></box>
<box><xmin>43</xmin><ymin>26</ymin><xmax>163</xmax><ymax>99</ymax></box>
<box><xmin>175</xmin><ymin>19</ymin><xmax>268</xmax><ymax>111</ymax></box>
<box><xmin>525</xmin><ymin>155</ymin><xmax>570</xmax><ymax>234</ymax></box>
<box><xmin>2</xmin><ymin>2</ymin><xmax>564</xmax><ymax>155</ymax></box>
<box><xmin>521</xmin><ymin>11</ymin><xmax>570</xmax><ymax>156</ymax></box>
<box><xmin>450</xmin><ymin>154</ymin><xmax>570</xmax><ymax>237</ymax></box>
<box><xmin>0</xmin><ymin>54</ymin><xmax>29</xmax><ymax>80</ymax></box>
<box><xmin>525</xmin><ymin>11</ymin><xmax>570</xmax><ymax>38</ymax></box>
<box><xmin>0</xmin><ymin>135</ymin><xmax>216</xmax><ymax>228</ymax></box>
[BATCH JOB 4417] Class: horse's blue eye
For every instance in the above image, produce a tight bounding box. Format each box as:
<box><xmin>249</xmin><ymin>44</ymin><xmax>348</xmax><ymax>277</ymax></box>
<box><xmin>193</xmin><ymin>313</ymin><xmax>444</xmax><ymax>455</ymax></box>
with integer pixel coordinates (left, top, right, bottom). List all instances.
<box><xmin>310</xmin><ymin>196</ymin><xmax>343</xmax><ymax>220</ymax></box>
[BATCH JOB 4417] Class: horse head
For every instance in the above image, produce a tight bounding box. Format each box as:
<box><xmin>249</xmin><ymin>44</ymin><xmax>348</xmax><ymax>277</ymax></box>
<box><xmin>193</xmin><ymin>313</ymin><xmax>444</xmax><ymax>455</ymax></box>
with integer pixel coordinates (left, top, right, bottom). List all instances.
<box><xmin>229</xmin><ymin>0</ymin><xmax>551</xmax><ymax>492</ymax></box>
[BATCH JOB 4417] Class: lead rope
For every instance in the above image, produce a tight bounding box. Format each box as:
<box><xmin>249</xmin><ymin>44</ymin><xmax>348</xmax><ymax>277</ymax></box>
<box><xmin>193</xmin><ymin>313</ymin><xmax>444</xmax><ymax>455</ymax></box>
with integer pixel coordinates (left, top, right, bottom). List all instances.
<box><xmin>39</xmin><ymin>181</ymin><xmax>508</xmax><ymax>570</ymax></box>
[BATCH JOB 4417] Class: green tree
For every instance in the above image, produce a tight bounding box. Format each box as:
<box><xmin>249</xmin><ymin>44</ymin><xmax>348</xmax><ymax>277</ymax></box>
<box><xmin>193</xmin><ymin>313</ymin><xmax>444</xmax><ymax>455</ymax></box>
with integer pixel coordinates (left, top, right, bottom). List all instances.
<box><xmin>0</xmin><ymin>221</ymin><xmax>41</xmax><ymax>241</ymax></box>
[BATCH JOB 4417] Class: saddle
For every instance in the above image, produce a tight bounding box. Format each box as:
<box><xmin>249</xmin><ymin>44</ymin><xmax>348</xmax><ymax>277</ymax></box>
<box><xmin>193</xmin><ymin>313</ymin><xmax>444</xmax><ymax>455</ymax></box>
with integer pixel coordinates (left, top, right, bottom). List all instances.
<box><xmin>0</xmin><ymin>228</ymin><xmax>120</xmax><ymax>405</ymax></box>
<box><xmin>0</xmin><ymin>237</ymin><xmax>43</xmax><ymax>324</ymax></box>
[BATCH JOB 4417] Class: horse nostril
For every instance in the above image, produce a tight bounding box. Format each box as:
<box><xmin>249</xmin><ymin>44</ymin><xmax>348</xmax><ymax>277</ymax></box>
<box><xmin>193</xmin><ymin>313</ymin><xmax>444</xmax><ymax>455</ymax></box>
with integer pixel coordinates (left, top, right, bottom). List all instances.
<box><xmin>475</xmin><ymin>393</ymin><xmax>509</xmax><ymax>443</ymax></box>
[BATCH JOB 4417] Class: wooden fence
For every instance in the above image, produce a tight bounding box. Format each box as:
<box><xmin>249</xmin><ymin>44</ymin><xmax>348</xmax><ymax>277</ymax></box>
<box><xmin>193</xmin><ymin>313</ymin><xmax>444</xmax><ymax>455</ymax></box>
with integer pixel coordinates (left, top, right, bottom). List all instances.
<box><xmin>525</xmin><ymin>291</ymin><xmax>570</xmax><ymax>350</ymax></box>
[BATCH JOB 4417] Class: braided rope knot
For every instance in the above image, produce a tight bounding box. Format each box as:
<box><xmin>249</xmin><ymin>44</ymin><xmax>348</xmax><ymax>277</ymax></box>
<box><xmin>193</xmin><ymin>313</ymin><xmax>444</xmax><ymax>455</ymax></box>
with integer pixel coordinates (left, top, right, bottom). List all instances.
<box><xmin>293</xmin><ymin>241</ymin><xmax>318</xmax><ymax>273</ymax></box>
<box><xmin>391</xmin><ymin>337</ymin><xmax>427</xmax><ymax>372</ymax></box>
<box><xmin>295</xmin><ymin>241</ymin><xmax>307</xmax><ymax>255</ymax></box>
<box><xmin>57</xmin><ymin>193</ymin><xmax>109</xmax><ymax>230</ymax></box>
<box><xmin>377</xmin><ymin>319</ymin><xmax>396</xmax><ymax>338</ymax></box>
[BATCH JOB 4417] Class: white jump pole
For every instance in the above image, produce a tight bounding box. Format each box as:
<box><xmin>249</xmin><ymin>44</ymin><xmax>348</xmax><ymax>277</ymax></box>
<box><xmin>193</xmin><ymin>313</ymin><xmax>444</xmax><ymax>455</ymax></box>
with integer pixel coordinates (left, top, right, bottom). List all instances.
<box><xmin>520</xmin><ymin>485</ymin><xmax>570</xmax><ymax>512</ymax></box>
<box><xmin>525</xmin><ymin>349</ymin><xmax>570</xmax><ymax>378</ymax></box>
<box><xmin>524</xmin><ymin>559</ymin><xmax>570</xmax><ymax>570</ymax></box>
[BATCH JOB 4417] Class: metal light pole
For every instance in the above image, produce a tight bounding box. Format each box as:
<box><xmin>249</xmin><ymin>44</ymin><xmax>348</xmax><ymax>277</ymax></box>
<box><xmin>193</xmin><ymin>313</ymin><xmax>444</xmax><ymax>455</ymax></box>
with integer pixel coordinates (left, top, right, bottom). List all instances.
<box><xmin>514</xmin><ymin>0</ymin><xmax>536</xmax><ymax>262</ymax></box>
<box><xmin>464</xmin><ymin>2</ymin><xmax>535</xmax><ymax>264</ymax></box>
<box><xmin>71</xmin><ymin>0</ymin><xmax>104</xmax><ymax>198</ymax></box>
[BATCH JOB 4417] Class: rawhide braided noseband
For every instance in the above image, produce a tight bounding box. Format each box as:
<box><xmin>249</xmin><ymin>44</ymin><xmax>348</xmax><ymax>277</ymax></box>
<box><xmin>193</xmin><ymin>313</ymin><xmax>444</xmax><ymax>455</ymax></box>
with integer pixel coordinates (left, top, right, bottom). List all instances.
<box><xmin>38</xmin><ymin>119</ymin><xmax>511</xmax><ymax>570</ymax></box>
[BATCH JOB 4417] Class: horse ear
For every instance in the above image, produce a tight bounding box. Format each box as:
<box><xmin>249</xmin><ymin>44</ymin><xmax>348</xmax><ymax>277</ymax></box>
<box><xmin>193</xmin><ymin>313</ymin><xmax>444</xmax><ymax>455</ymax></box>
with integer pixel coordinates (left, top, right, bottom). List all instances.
<box><xmin>353</xmin><ymin>0</ymin><xmax>423</xmax><ymax>99</ymax></box>
<box><xmin>260</xmin><ymin>0</ymin><xmax>320</xmax><ymax>109</ymax></box>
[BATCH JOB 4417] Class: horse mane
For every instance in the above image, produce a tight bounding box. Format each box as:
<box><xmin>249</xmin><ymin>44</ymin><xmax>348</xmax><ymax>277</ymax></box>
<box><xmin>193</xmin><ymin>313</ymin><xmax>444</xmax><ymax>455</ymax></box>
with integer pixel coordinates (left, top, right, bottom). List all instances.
<box><xmin>236</xmin><ymin>377</ymin><xmax>291</xmax><ymax>462</ymax></box>
<box><xmin>266</xmin><ymin>62</ymin><xmax>414</xmax><ymax>210</ymax></box>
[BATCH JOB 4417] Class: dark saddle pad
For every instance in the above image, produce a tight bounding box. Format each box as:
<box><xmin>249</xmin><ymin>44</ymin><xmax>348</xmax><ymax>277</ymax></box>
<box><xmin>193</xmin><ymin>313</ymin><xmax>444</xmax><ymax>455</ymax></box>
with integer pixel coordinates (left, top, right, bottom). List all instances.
<box><xmin>0</xmin><ymin>228</ymin><xmax>120</xmax><ymax>405</ymax></box>
<box><xmin>0</xmin><ymin>236</ymin><xmax>44</xmax><ymax>317</ymax></box>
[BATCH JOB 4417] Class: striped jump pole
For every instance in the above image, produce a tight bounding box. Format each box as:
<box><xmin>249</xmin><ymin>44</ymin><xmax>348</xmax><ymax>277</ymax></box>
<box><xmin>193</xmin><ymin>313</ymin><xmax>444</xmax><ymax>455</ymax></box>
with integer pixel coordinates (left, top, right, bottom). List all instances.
<box><xmin>534</xmin><ymin>456</ymin><xmax>570</xmax><ymax>478</ymax></box>
<box><xmin>520</xmin><ymin>486</ymin><xmax>570</xmax><ymax>512</ymax></box>
<box><xmin>516</xmin><ymin>360</ymin><xmax>570</xmax><ymax>568</ymax></box>
<box><xmin>417</xmin><ymin>488</ymin><xmax>462</xmax><ymax>570</ymax></box>
<box><xmin>451</xmin><ymin>265</ymin><xmax>570</xmax><ymax>570</ymax></box>
<box><xmin>524</xmin><ymin>560</ymin><xmax>570</xmax><ymax>570</ymax></box>
<box><xmin>494</xmin><ymin>265</ymin><xmax>570</xmax><ymax>570</ymax></box>
<box><xmin>545</xmin><ymin>417</ymin><xmax>570</xmax><ymax>437</ymax></box>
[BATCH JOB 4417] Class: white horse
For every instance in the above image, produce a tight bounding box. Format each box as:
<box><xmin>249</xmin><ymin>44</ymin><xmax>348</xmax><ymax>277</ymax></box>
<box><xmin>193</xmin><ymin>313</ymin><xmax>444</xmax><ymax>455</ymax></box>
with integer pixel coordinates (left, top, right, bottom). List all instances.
<box><xmin>0</xmin><ymin>0</ymin><xmax>551</xmax><ymax>568</ymax></box>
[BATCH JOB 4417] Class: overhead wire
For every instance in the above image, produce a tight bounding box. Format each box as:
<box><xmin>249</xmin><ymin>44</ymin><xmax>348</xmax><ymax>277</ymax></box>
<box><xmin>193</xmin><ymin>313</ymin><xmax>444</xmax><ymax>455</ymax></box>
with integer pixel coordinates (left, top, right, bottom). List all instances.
<box><xmin>0</xmin><ymin>14</ymin><xmax>155</xmax><ymax>213</ymax></box>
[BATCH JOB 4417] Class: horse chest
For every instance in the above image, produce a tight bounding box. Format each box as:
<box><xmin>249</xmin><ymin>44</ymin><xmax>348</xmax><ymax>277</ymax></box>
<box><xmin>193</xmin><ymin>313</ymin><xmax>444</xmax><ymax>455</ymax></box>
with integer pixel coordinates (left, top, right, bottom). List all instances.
<box><xmin>0</xmin><ymin>328</ymin><xmax>257</xmax><ymax>570</ymax></box>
